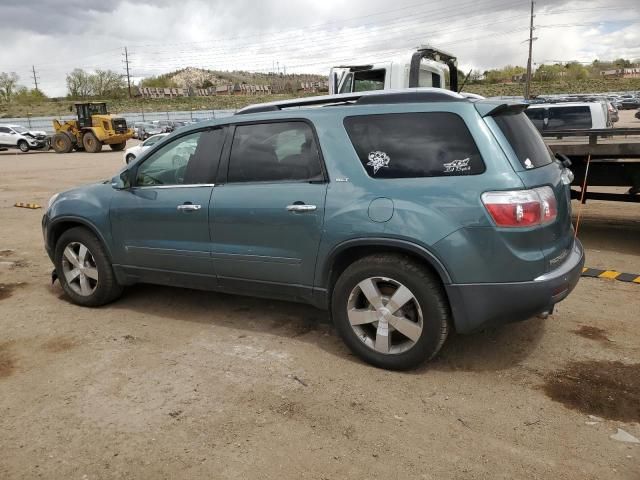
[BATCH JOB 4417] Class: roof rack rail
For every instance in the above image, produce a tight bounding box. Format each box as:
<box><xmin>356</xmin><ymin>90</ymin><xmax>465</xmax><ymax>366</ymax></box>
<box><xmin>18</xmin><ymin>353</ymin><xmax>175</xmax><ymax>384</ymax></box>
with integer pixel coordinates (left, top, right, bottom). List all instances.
<box><xmin>236</xmin><ymin>88</ymin><xmax>467</xmax><ymax>115</ymax></box>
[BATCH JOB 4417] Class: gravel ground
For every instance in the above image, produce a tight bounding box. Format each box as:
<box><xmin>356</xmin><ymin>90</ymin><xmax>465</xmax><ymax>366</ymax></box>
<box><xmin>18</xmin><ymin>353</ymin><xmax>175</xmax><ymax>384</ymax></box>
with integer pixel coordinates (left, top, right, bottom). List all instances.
<box><xmin>1</xmin><ymin>114</ymin><xmax>639</xmax><ymax>479</ymax></box>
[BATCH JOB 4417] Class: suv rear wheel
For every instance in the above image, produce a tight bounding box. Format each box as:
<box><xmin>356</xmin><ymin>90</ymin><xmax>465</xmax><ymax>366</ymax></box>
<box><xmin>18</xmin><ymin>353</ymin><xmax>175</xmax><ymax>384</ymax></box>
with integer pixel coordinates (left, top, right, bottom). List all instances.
<box><xmin>54</xmin><ymin>227</ymin><xmax>122</xmax><ymax>307</ymax></box>
<box><xmin>331</xmin><ymin>254</ymin><xmax>450</xmax><ymax>370</ymax></box>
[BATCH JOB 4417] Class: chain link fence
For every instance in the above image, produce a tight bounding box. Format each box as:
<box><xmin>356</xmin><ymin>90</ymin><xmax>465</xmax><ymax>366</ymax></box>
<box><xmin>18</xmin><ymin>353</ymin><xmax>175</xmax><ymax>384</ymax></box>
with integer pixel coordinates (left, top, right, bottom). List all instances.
<box><xmin>1</xmin><ymin>109</ymin><xmax>237</xmax><ymax>134</ymax></box>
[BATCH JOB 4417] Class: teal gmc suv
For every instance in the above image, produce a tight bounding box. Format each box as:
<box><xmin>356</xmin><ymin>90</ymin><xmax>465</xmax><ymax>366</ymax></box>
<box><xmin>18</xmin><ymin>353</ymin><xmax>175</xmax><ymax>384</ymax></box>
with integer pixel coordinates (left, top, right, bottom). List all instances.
<box><xmin>43</xmin><ymin>89</ymin><xmax>584</xmax><ymax>370</ymax></box>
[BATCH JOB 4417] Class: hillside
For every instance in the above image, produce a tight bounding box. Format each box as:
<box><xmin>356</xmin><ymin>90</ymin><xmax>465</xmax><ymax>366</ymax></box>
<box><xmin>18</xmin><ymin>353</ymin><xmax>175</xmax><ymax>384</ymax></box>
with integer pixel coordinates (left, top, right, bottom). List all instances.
<box><xmin>2</xmin><ymin>77</ymin><xmax>640</xmax><ymax>119</ymax></box>
<box><xmin>141</xmin><ymin>67</ymin><xmax>326</xmax><ymax>89</ymax></box>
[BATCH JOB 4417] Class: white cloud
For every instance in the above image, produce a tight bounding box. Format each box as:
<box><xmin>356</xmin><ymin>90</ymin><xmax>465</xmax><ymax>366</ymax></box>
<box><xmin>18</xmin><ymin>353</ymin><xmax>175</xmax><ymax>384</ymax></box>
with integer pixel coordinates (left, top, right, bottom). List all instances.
<box><xmin>0</xmin><ymin>0</ymin><xmax>638</xmax><ymax>96</ymax></box>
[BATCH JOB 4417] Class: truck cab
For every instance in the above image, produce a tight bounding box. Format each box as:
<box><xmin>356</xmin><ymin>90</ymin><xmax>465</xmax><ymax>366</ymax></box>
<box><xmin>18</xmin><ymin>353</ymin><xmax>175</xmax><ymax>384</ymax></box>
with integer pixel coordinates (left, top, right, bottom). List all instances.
<box><xmin>329</xmin><ymin>46</ymin><xmax>458</xmax><ymax>95</ymax></box>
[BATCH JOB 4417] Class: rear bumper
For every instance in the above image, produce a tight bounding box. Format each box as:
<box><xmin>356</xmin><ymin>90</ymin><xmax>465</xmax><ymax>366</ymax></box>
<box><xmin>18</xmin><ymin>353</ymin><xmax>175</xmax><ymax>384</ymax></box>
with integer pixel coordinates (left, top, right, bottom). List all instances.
<box><xmin>445</xmin><ymin>239</ymin><xmax>584</xmax><ymax>334</ymax></box>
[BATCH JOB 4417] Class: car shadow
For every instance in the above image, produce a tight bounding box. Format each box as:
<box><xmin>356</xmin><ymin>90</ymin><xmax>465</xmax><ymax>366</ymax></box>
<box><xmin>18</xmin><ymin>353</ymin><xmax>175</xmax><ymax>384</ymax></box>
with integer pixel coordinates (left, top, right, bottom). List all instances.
<box><xmin>88</xmin><ymin>283</ymin><xmax>546</xmax><ymax>373</ymax></box>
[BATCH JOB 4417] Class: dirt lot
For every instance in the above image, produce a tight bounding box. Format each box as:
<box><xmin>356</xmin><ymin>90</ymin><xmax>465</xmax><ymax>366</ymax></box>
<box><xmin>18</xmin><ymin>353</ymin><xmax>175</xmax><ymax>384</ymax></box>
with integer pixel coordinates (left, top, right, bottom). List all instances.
<box><xmin>1</xmin><ymin>116</ymin><xmax>639</xmax><ymax>479</ymax></box>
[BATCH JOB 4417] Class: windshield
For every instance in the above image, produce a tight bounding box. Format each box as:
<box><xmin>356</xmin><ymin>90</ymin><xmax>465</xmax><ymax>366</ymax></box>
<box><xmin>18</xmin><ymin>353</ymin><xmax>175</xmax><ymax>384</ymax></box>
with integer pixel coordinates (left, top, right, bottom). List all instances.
<box><xmin>12</xmin><ymin>126</ymin><xmax>28</xmax><ymax>133</ymax></box>
<box><xmin>87</xmin><ymin>103</ymin><xmax>108</xmax><ymax>115</ymax></box>
<box><xmin>493</xmin><ymin>112</ymin><xmax>553</xmax><ymax>169</ymax></box>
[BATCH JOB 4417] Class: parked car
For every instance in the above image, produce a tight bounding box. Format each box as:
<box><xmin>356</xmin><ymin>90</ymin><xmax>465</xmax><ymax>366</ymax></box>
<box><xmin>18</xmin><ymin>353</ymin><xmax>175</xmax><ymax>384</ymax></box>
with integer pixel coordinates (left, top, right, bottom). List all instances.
<box><xmin>607</xmin><ymin>101</ymin><xmax>619</xmax><ymax>124</ymax></box>
<box><xmin>135</xmin><ymin>122</ymin><xmax>163</xmax><ymax>140</ymax></box>
<box><xmin>42</xmin><ymin>89</ymin><xmax>584</xmax><ymax>370</ymax></box>
<box><xmin>123</xmin><ymin>133</ymin><xmax>169</xmax><ymax>164</ymax></box>
<box><xmin>0</xmin><ymin>124</ymin><xmax>50</xmax><ymax>152</ymax></box>
<box><xmin>618</xmin><ymin>98</ymin><xmax>640</xmax><ymax>110</ymax></box>
<box><xmin>524</xmin><ymin>102</ymin><xmax>610</xmax><ymax>132</ymax></box>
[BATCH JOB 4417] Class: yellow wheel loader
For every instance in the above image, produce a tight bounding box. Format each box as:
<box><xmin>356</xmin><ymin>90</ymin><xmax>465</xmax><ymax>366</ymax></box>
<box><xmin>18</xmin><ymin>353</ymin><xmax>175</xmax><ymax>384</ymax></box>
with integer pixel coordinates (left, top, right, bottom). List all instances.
<box><xmin>52</xmin><ymin>102</ymin><xmax>133</xmax><ymax>154</ymax></box>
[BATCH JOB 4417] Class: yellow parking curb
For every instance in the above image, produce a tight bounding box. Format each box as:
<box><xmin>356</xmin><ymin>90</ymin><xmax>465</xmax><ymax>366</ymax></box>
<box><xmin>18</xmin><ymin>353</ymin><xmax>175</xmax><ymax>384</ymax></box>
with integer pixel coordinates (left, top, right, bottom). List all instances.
<box><xmin>582</xmin><ymin>268</ymin><xmax>640</xmax><ymax>284</ymax></box>
<box><xmin>14</xmin><ymin>202</ymin><xmax>42</xmax><ymax>209</ymax></box>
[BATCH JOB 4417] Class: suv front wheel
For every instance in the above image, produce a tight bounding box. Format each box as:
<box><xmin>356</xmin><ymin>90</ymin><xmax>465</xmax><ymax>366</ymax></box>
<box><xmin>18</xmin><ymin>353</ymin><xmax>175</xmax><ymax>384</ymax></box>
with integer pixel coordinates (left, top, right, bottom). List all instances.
<box><xmin>331</xmin><ymin>254</ymin><xmax>450</xmax><ymax>370</ymax></box>
<box><xmin>54</xmin><ymin>227</ymin><xmax>123</xmax><ymax>307</ymax></box>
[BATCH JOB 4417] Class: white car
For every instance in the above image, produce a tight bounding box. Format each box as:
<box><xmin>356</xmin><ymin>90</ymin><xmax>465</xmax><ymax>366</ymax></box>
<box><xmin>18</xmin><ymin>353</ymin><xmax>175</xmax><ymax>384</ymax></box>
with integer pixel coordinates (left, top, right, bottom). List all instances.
<box><xmin>123</xmin><ymin>133</ymin><xmax>169</xmax><ymax>164</ymax></box>
<box><xmin>524</xmin><ymin>102</ymin><xmax>611</xmax><ymax>132</ymax></box>
<box><xmin>0</xmin><ymin>124</ymin><xmax>49</xmax><ymax>152</ymax></box>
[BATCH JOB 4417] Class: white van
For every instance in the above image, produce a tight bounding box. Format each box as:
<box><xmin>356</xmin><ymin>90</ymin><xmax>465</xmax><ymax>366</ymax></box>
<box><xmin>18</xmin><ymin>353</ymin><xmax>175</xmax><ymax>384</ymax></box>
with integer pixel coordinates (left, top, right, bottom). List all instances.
<box><xmin>524</xmin><ymin>102</ymin><xmax>611</xmax><ymax>132</ymax></box>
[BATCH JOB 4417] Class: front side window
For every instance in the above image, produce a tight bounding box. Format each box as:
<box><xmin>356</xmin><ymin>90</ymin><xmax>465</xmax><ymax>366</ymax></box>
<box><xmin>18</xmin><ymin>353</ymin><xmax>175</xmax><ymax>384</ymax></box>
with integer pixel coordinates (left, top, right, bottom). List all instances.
<box><xmin>136</xmin><ymin>132</ymin><xmax>202</xmax><ymax>186</ymax></box>
<box><xmin>547</xmin><ymin>106</ymin><xmax>592</xmax><ymax>130</ymax></box>
<box><xmin>0</xmin><ymin>127</ymin><xmax>11</xmax><ymax>134</ymax></box>
<box><xmin>227</xmin><ymin>122</ymin><xmax>323</xmax><ymax>183</ymax></box>
<box><xmin>344</xmin><ymin>113</ymin><xmax>484</xmax><ymax>178</ymax></box>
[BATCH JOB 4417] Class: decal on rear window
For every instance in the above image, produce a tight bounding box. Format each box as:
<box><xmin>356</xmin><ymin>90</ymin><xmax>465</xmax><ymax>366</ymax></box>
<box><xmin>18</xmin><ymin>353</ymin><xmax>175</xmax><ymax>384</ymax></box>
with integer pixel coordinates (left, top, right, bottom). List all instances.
<box><xmin>443</xmin><ymin>157</ymin><xmax>471</xmax><ymax>173</ymax></box>
<box><xmin>367</xmin><ymin>151</ymin><xmax>390</xmax><ymax>174</ymax></box>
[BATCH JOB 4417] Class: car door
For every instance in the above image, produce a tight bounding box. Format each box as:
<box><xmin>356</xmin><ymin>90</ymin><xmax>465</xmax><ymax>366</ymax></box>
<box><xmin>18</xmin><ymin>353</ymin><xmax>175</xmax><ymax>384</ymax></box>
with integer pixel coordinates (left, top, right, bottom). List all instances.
<box><xmin>0</xmin><ymin>126</ymin><xmax>12</xmax><ymax>146</ymax></box>
<box><xmin>211</xmin><ymin>120</ymin><xmax>328</xmax><ymax>299</ymax></box>
<box><xmin>110</xmin><ymin>127</ymin><xmax>226</xmax><ymax>286</ymax></box>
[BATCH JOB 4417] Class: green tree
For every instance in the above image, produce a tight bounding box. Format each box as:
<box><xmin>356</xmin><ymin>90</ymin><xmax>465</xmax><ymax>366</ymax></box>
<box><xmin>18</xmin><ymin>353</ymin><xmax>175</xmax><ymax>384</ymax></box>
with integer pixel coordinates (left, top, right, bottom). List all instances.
<box><xmin>14</xmin><ymin>86</ymin><xmax>47</xmax><ymax>104</ymax></box>
<box><xmin>66</xmin><ymin>69</ymin><xmax>92</xmax><ymax>97</ymax></box>
<box><xmin>89</xmin><ymin>69</ymin><xmax>126</xmax><ymax>97</ymax></box>
<box><xmin>0</xmin><ymin>72</ymin><xmax>20</xmax><ymax>102</ymax></box>
<box><xmin>140</xmin><ymin>75</ymin><xmax>178</xmax><ymax>88</ymax></box>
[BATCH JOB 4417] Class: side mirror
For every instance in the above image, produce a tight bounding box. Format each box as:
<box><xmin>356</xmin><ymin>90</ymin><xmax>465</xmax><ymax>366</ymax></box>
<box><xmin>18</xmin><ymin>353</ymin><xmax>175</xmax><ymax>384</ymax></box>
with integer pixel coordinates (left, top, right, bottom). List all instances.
<box><xmin>111</xmin><ymin>170</ymin><xmax>131</xmax><ymax>190</ymax></box>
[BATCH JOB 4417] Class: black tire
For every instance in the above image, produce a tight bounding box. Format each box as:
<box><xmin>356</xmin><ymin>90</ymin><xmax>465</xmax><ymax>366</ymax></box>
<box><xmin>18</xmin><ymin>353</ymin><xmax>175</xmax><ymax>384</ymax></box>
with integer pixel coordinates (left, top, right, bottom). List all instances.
<box><xmin>54</xmin><ymin>227</ymin><xmax>123</xmax><ymax>307</ymax></box>
<box><xmin>331</xmin><ymin>254</ymin><xmax>450</xmax><ymax>370</ymax></box>
<box><xmin>110</xmin><ymin>142</ymin><xmax>126</xmax><ymax>151</ymax></box>
<box><xmin>82</xmin><ymin>131</ymin><xmax>102</xmax><ymax>153</ymax></box>
<box><xmin>17</xmin><ymin>140</ymin><xmax>29</xmax><ymax>153</ymax></box>
<box><xmin>52</xmin><ymin>133</ymin><xmax>73</xmax><ymax>154</ymax></box>
<box><xmin>125</xmin><ymin>154</ymin><xmax>135</xmax><ymax>164</ymax></box>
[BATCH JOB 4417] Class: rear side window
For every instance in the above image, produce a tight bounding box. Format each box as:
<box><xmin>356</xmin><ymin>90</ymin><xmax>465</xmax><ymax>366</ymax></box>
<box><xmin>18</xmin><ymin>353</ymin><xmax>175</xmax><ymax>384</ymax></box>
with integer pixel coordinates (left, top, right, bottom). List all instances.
<box><xmin>344</xmin><ymin>113</ymin><xmax>484</xmax><ymax>178</ymax></box>
<box><xmin>228</xmin><ymin>122</ymin><xmax>323</xmax><ymax>183</ymax></box>
<box><xmin>547</xmin><ymin>106</ymin><xmax>592</xmax><ymax>130</ymax></box>
<box><xmin>493</xmin><ymin>112</ymin><xmax>552</xmax><ymax>169</ymax></box>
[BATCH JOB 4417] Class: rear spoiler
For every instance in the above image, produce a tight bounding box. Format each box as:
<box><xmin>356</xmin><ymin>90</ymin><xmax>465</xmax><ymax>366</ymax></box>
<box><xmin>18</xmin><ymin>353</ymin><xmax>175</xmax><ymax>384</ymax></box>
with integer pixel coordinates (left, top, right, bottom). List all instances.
<box><xmin>474</xmin><ymin>100</ymin><xmax>529</xmax><ymax>117</ymax></box>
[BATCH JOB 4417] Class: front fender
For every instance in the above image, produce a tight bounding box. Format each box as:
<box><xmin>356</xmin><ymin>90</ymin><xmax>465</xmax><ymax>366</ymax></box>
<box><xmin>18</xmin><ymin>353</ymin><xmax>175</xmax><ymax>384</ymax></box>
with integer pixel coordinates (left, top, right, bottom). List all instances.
<box><xmin>46</xmin><ymin>183</ymin><xmax>115</xmax><ymax>260</ymax></box>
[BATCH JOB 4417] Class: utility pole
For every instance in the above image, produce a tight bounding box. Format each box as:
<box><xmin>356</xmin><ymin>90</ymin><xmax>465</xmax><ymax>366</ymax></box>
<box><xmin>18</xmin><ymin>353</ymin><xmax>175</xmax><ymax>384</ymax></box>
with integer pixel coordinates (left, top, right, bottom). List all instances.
<box><xmin>123</xmin><ymin>47</ymin><xmax>132</xmax><ymax>98</ymax></box>
<box><xmin>524</xmin><ymin>0</ymin><xmax>535</xmax><ymax>100</ymax></box>
<box><xmin>31</xmin><ymin>65</ymin><xmax>39</xmax><ymax>92</ymax></box>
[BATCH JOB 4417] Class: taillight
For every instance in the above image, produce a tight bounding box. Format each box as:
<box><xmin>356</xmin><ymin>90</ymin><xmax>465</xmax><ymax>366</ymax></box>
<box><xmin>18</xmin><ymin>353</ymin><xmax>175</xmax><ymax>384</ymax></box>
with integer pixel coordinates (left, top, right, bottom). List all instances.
<box><xmin>481</xmin><ymin>187</ymin><xmax>557</xmax><ymax>227</ymax></box>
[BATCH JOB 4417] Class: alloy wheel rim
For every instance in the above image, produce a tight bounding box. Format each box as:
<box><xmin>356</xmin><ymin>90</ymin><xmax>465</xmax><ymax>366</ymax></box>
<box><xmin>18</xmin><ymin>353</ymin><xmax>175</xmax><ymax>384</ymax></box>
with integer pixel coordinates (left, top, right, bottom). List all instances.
<box><xmin>61</xmin><ymin>241</ymin><xmax>99</xmax><ymax>296</ymax></box>
<box><xmin>347</xmin><ymin>277</ymin><xmax>423</xmax><ymax>355</ymax></box>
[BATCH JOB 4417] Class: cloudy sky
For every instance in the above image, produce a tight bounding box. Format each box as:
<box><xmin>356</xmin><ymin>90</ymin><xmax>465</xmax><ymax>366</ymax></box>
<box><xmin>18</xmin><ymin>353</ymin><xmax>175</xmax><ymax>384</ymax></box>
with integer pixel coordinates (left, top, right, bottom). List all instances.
<box><xmin>1</xmin><ymin>0</ymin><xmax>639</xmax><ymax>96</ymax></box>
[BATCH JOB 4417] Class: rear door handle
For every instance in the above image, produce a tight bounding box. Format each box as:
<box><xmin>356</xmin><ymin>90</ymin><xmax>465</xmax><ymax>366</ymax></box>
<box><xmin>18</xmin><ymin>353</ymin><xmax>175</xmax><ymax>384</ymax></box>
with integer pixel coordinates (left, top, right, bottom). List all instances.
<box><xmin>177</xmin><ymin>204</ymin><xmax>201</xmax><ymax>212</ymax></box>
<box><xmin>286</xmin><ymin>204</ymin><xmax>317</xmax><ymax>212</ymax></box>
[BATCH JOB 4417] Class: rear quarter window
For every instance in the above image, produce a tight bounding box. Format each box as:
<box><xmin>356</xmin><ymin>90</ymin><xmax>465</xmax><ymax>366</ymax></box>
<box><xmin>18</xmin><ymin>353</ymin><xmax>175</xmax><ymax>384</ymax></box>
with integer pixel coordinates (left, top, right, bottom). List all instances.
<box><xmin>343</xmin><ymin>112</ymin><xmax>484</xmax><ymax>178</ymax></box>
<box><xmin>547</xmin><ymin>106</ymin><xmax>592</xmax><ymax>130</ymax></box>
<box><xmin>493</xmin><ymin>112</ymin><xmax>553</xmax><ymax>169</ymax></box>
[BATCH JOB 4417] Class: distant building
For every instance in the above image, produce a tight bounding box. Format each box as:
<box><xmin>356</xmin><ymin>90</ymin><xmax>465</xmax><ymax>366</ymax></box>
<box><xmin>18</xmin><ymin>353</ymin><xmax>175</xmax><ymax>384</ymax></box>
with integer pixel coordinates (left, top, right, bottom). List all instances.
<box><xmin>600</xmin><ymin>68</ymin><xmax>640</xmax><ymax>79</ymax></box>
<box><xmin>137</xmin><ymin>87</ymin><xmax>188</xmax><ymax>98</ymax></box>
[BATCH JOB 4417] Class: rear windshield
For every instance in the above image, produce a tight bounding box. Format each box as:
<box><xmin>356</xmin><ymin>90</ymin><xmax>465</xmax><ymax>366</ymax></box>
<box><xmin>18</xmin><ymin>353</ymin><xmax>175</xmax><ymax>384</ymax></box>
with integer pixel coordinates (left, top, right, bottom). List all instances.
<box><xmin>493</xmin><ymin>112</ymin><xmax>553</xmax><ymax>169</ymax></box>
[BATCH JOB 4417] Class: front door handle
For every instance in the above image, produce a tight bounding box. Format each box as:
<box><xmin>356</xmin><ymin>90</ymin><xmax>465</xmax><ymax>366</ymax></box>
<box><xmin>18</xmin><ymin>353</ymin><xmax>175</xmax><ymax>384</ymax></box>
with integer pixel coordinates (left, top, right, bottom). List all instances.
<box><xmin>286</xmin><ymin>204</ymin><xmax>317</xmax><ymax>213</ymax></box>
<box><xmin>177</xmin><ymin>204</ymin><xmax>201</xmax><ymax>212</ymax></box>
